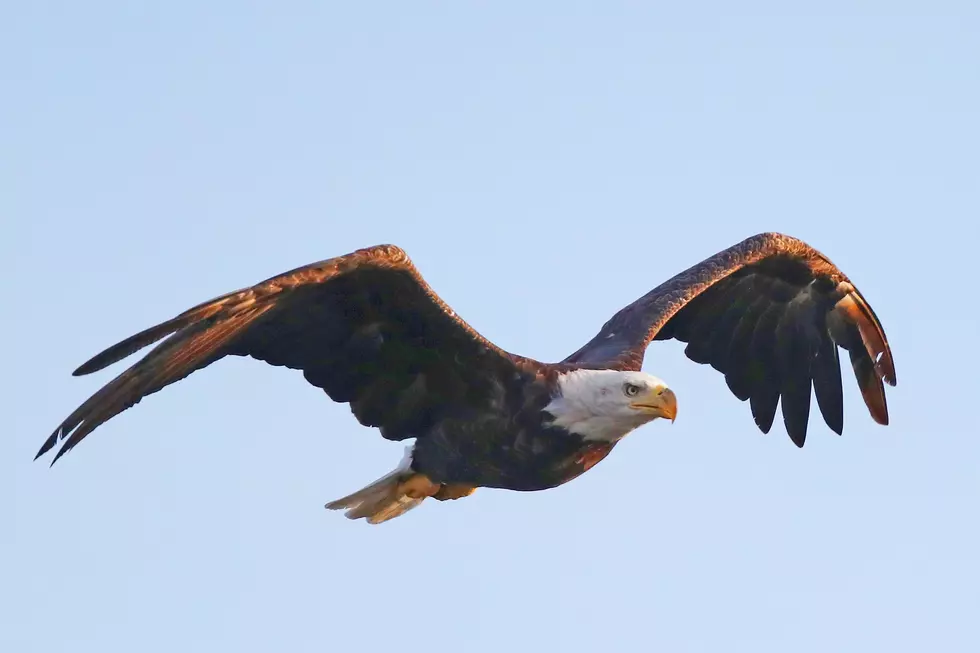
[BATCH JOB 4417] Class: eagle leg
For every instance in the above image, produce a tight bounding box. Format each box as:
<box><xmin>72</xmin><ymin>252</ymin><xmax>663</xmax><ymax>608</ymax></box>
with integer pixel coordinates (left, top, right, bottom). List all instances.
<box><xmin>397</xmin><ymin>473</ymin><xmax>442</xmax><ymax>499</ymax></box>
<box><xmin>433</xmin><ymin>484</ymin><xmax>477</xmax><ymax>501</ymax></box>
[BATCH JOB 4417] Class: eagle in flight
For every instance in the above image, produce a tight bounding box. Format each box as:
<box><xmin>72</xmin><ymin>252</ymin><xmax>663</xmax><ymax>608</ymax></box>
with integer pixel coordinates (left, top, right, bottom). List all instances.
<box><xmin>38</xmin><ymin>232</ymin><xmax>896</xmax><ymax>524</ymax></box>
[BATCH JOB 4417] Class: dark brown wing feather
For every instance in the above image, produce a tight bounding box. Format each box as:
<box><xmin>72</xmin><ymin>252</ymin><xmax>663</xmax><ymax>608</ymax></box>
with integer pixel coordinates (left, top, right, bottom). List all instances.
<box><xmin>38</xmin><ymin>245</ymin><xmax>537</xmax><ymax>464</ymax></box>
<box><xmin>562</xmin><ymin>232</ymin><xmax>896</xmax><ymax>446</ymax></box>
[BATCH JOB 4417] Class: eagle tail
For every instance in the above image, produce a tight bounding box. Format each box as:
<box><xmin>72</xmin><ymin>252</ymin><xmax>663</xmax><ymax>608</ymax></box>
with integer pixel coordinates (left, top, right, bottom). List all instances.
<box><xmin>324</xmin><ymin>447</ymin><xmax>425</xmax><ymax>524</ymax></box>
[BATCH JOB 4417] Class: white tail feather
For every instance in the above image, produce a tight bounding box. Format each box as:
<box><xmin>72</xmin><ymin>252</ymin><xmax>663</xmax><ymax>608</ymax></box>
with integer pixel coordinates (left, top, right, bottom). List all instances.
<box><xmin>324</xmin><ymin>447</ymin><xmax>423</xmax><ymax>524</ymax></box>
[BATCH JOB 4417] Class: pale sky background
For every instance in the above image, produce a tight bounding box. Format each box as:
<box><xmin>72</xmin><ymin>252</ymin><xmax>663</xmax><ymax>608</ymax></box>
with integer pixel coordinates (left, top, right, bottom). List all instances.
<box><xmin>4</xmin><ymin>2</ymin><xmax>979</xmax><ymax>652</ymax></box>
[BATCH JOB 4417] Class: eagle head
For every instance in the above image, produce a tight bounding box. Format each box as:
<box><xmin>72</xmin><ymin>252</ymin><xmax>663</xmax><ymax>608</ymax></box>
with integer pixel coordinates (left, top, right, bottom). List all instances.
<box><xmin>544</xmin><ymin>369</ymin><xmax>677</xmax><ymax>442</ymax></box>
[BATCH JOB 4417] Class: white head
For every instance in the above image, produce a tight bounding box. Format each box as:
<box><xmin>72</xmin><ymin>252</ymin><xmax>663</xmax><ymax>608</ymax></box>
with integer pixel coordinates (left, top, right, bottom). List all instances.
<box><xmin>543</xmin><ymin>369</ymin><xmax>677</xmax><ymax>442</ymax></box>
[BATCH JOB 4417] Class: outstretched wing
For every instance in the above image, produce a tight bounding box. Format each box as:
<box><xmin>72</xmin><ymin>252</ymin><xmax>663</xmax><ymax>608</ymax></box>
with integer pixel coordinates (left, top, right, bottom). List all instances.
<box><xmin>39</xmin><ymin>244</ymin><xmax>535</xmax><ymax>464</ymax></box>
<box><xmin>562</xmin><ymin>232</ymin><xmax>896</xmax><ymax>446</ymax></box>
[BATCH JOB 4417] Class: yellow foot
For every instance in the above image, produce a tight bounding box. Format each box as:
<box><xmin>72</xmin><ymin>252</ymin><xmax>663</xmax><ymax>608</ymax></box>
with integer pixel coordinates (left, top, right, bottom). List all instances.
<box><xmin>433</xmin><ymin>484</ymin><xmax>477</xmax><ymax>501</ymax></box>
<box><xmin>398</xmin><ymin>473</ymin><xmax>441</xmax><ymax>500</ymax></box>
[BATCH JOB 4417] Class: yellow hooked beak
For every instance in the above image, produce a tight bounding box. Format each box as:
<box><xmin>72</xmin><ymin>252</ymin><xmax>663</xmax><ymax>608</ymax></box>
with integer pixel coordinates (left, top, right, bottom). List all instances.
<box><xmin>630</xmin><ymin>385</ymin><xmax>677</xmax><ymax>422</ymax></box>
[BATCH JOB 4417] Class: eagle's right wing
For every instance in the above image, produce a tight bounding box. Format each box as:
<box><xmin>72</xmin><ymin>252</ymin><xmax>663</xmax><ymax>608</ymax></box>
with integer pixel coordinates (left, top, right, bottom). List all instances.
<box><xmin>562</xmin><ymin>232</ymin><xmax>896</xmax><ymax>446</ymax></box>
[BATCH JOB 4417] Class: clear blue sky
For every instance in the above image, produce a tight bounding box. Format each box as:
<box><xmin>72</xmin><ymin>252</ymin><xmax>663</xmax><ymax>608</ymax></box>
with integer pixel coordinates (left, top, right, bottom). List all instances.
<box><xmin>5</xmin><ymin>2</ymin><xmax>978</xmax><ymax>651</ymax></box>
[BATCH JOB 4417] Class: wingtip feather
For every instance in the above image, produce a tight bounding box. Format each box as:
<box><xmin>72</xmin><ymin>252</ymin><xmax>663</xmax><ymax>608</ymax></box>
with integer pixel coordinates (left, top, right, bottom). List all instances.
<box><xmin>49</xmin><ymin>442</ymin><xmax>72</xmax><ymax>466</ymax></box>
<box><xmin>34</xmin><ymin>429</ymin><xmax>59</xmax><ymax>461</ymax></box>
<box><xmin>71</xmin><ymin>315</ymin><xmax>193</xmax><ymax>376</ymax></box>
<box><xmin>836</xmin><ymin>287</ymin><xmax>897</xmax><ymax>383</ymax></box>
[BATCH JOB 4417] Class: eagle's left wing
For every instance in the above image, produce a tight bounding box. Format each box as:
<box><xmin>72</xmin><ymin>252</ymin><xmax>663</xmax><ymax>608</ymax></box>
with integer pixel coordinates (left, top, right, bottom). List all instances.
<box><xmin>561</xmin><ymin>232</ymin><xmax>896</xmax><ymax>446</ymax></box>
<box><xmin>37</xmin><ymin>244</ymin><xmax>537</xmax><ymax>465</ymax></box>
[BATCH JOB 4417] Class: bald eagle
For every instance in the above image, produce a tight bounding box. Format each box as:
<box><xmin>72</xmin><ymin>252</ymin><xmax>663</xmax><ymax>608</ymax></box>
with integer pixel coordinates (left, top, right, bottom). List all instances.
<box><xmin>37</xmin><ymin>232</ymin><xmax>896</xmax><ymax>524</ymax></box>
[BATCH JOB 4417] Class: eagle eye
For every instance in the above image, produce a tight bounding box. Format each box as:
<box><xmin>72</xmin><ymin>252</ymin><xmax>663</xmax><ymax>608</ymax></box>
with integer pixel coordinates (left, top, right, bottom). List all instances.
<box><xmin>623</xmin><ymin>383</ymin><xmax>641</xmax><ymax>397</ymax></box>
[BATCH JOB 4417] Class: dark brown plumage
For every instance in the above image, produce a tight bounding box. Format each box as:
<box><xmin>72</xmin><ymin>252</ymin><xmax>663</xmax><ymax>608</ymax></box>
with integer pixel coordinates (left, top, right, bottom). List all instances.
<box><xmin>38</xmin><ymin>232</ymin><xmax>896</xmax><ymax>523</ymax></box>
<box><xmin>562</xmin><ymin>232</ymin><xmax>895</xmax><ymax>446</ymax></box>
<box><xmin>39</xmin><ymin>245</ymin><xmax>544</xmax><ymax>465</ymax></box>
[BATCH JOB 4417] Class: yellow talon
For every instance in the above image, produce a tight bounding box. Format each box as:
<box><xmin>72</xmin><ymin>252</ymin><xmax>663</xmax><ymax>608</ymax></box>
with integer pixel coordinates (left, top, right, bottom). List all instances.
<box><xmin>397</xmin><ymin>473</ymin><xmax>441</xmax><ymax>499</ymax></box>
<box><xmin>434</xmin><ymin>484</ymin><xmax>477</xmax><ymax>501</ymax></box>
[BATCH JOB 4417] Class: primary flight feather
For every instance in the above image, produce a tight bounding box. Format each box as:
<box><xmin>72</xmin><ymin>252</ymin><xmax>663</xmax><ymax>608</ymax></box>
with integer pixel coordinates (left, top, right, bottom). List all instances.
<box><xmin>38</xmin><ymin>232</ymin><xmax>896</xmax><ymax>524</ymax></box>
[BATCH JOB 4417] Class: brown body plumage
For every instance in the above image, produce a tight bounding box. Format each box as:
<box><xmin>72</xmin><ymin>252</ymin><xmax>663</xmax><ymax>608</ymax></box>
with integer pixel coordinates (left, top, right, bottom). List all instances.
<box><xmin>38</xmin><ymin>232</ymin><xmax>896</xmax><ymax>523</ymax></box>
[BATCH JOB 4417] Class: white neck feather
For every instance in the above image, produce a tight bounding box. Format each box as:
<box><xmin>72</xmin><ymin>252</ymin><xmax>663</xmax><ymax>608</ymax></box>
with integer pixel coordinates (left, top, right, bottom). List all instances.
<box><xmin>543</xmin><ymin>369</ymin><xmax>652</xmax><ymax>442</ymax></box>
